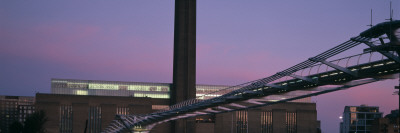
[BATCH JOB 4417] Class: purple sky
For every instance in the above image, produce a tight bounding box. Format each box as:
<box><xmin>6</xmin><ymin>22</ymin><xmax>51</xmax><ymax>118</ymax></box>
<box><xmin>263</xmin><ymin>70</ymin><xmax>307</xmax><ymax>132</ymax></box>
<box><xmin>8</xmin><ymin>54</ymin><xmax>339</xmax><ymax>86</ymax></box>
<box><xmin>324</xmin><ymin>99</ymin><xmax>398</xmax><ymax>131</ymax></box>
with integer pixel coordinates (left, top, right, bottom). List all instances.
<box><xmin>1</xmin><ymin>1</ymin><xmax>399</xmax><ymax>132</ymax></box>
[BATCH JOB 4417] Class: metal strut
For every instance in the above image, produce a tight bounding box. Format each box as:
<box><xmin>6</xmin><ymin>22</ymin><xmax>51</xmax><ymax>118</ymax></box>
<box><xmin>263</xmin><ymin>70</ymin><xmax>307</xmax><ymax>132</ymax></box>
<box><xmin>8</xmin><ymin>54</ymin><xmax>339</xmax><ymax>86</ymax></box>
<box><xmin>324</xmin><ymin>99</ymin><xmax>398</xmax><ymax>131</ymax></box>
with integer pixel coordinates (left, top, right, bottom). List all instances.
<box><xmin>309</xmin><ymin>57</ymin><xmax>358</xmax><ymax>77</ymax></box>
<box><xmin>351</xmin><ymin>37</ymin><xmax>400</xmax><ymax>63</ymax></box>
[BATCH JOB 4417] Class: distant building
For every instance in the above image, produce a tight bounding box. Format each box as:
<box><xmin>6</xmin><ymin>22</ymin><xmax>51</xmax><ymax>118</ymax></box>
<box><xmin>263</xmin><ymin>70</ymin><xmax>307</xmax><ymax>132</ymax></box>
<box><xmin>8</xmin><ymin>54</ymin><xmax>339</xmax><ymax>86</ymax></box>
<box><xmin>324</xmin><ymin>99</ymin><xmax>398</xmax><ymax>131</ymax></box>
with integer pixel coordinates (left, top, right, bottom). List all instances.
<box><xmin>340</xmin><ymin>104</ymin><xmax>383</xmax><ymax>133</ymax></box>
<box><xmin>0</xmin><ymin>95</ymin><xmax>35</xmax><ymax>133</ymax></box>
<box><xmin>45</xmin><ymin>78</ymin><xmax>318</xmax><ymax>132</ymax></box>
<box><xmin>371</xmin><ymin>109</ymin><xmax>399</xmax><ymax>133</ymax></box>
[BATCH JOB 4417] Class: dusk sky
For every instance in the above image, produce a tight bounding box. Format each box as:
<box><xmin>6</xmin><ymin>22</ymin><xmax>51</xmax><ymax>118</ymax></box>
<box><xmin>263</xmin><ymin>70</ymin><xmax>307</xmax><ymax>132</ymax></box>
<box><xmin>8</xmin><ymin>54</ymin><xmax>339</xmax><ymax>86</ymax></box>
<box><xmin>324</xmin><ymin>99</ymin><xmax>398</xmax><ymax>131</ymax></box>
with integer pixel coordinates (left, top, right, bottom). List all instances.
<box><xmin>1</xmin><ymin>1</ymin><xmax>399</xmax><ymax>132</ymax></box>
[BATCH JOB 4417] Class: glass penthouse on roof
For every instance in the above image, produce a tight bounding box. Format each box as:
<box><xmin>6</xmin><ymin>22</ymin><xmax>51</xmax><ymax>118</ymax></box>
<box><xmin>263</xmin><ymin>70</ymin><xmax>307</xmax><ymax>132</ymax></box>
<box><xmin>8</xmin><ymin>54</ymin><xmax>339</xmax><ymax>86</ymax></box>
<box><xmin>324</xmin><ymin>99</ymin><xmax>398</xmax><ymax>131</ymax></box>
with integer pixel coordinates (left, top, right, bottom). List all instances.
<box><xmin>51</xmin><ymin>79</ymin><xmax>230</xmax><ymax>99</ymax></box>
<box><xmin>51</xmin><ymin>79</ymin><xmax>312</xmax><ymax>103</ymax></box>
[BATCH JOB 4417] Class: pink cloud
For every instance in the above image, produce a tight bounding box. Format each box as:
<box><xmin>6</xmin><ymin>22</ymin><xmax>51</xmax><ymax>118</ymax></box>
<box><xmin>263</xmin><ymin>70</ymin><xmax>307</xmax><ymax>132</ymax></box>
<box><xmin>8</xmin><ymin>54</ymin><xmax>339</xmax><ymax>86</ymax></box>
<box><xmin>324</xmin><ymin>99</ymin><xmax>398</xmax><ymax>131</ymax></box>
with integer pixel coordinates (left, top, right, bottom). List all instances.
<box><xmin>0</xmin><ymin>22</ymin><xmax>173</xmax><ymax>80</ymax></box>
<box><xmin>196</xmin><ymin>41</ymin><xmax>293</xmax><ymax>85</ymax></box>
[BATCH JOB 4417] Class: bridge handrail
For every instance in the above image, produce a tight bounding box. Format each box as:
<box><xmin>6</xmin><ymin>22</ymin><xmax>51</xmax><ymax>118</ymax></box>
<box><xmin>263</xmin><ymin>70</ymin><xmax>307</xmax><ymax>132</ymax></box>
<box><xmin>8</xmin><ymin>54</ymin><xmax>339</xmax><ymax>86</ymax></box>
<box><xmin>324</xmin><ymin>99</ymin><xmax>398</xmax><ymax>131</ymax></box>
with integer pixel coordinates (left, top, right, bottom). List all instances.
<box><xmin>152</xmin><ymin>36</ymin><xmax>375</xmax><ymax>114</ymax></box>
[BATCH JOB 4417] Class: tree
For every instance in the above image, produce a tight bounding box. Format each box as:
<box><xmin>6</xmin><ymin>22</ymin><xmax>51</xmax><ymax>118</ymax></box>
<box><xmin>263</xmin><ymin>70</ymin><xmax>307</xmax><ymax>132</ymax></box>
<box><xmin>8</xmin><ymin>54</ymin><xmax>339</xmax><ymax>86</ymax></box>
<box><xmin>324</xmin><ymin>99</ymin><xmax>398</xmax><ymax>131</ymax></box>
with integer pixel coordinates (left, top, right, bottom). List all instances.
<box><xmin>9</xmin><ymin>121</ymin><xmax>23</xmax><ymax>133</ymax></box>
<box><xmin>22</xmin><ymin>110</ymin><xmax>48</xmax><ymax>133</ymax></box>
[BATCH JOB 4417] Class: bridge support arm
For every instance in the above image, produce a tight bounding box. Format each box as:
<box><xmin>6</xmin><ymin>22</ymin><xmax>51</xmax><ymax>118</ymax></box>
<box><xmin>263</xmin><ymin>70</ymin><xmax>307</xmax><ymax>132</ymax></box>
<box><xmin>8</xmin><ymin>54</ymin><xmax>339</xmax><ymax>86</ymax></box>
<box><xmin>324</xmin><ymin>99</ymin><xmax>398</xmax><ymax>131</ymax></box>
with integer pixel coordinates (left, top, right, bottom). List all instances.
<box><xmin>364</xmin><ymin>42</ymin><xmax>400</xmax><ymax>63</ymax></box>
<box><xmin>351</xmin><ymin>37</ymin><xmax>400</xmax><ymax>63</ymax></box>
<box><xmin>309</xmin><ymin>58</ymin><xmax>358</xmax><ymax>77</ymax></box>
<box><xmin>277</xmin><ymin>72</ymin><xmax>318</xmax><ymax>84</ymax></box>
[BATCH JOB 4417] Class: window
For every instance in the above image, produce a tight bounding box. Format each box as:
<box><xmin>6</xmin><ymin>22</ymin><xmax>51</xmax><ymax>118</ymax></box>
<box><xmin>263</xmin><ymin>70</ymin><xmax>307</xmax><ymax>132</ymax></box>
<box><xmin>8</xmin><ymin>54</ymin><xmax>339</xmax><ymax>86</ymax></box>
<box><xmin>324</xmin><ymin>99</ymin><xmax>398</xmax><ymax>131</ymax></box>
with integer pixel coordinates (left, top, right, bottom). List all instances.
<box><xmin>161</xmin><ymin>87</ymin><xmax>169</xmax><ymax>92</ymax></box>
<box><xmin>261</xmin><ymin>111</ymin><xmax>272</xmax><ymax>133</ymax></box>
<box><xmin>152</xmin><ymin>105</ymin><xmax>169</xmax><ymax>110</ymax></box>
<box><xmin>59</xmin><ymin>105</ymin><xmax>73</xmax><ymax>133</ymax></box>
<box><xmin>88</xmin><ymin>106</ymin><xmax>101</xmax><ymax>133</ymax></box>
<box><xmin>286</xmin><ymin>112</ymin><xmax>297</xmax><ymax>133</ymax></box>
<box><xmin>149</xmin><ymin>87</ymin><xmax>157</xmax><ymax>91</ymax></box>
<box><xmin>236</xmin><ymin>110</ymin><xmax>248</xmax><ymax>133</ymax></box>
<box><xmin>350</xmin><ymin>107</ymin><xmax>356</xmax><ymax>112</ymax></box>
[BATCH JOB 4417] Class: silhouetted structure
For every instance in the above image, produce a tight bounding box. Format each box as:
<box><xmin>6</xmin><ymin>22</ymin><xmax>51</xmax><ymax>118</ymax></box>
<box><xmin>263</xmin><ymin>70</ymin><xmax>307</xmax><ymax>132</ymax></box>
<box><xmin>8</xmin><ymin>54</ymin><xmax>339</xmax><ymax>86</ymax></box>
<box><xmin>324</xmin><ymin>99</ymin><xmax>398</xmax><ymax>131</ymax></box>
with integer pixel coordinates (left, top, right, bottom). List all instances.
<box><xmin>172</xmin><ymin>0</ymin><xmax>196</xmax><ymax>103</ymax></box>
<box><xmin>172</xmin><ymin>0</ymin><xmax>197</xmax><ymax>132</ymax></box>
<box><xmin>371</xmin><ymin>109</ymin><xmax>399</xmax><ymax>133</ymax></box>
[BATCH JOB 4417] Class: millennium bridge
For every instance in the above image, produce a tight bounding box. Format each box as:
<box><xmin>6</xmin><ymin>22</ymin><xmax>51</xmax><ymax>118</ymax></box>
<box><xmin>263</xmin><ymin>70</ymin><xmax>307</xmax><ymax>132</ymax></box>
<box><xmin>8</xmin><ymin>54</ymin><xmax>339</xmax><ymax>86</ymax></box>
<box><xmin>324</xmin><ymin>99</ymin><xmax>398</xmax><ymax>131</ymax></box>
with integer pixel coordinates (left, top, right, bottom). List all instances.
<box><xmin>103</xmin><ymin>20</ymin><xmax>400</xmax><ymax>133</ymax></box>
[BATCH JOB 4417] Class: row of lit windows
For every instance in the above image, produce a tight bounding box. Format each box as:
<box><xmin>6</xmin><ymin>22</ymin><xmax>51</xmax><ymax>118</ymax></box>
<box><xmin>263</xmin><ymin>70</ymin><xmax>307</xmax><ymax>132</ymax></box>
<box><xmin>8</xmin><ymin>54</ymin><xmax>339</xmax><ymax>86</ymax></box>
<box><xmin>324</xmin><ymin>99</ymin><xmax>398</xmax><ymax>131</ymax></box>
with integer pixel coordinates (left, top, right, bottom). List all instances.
<box><xmin>52</xmin><ymin>79</ymin><xmax>171</xmax><ymax>91</ymax></box>
<box><xmin>152</xmin><ymin>105</ymin><xmax>169</xmax><ymax>110</ymax></box>
<box><xmin>52</xmin><ymin>79</ymin><xmax>171</xmax><ymax>86</ymax></box>
<box><xmin>350</xmin><ymin>113</ymin><xmax>382</xmax><ymax>120</ymax></box>
<box><xmin>51</xmin><ymin>79</ymin><xmax>233</xmax><ymax>93</ymax></box>
<box><xmin>116</xmin><ymin>107</ymin><xmax>129</xmax><ymax>115</ymax></box>
<box><xmin>54</xmin><ymin>83</ymin><xmax>233</xmax><ymax>93</ymax></box>
<box><xmin>235</xmin><ymin>110</ymin><xmax>297</xmax><ymax>133</ymax></box>
<box><xmin>349</xmin><ymin>106</ymin><xmax>379</xmax><ymax>113</ymax></box>
<box><xmin>53</xmin><ymin>88</ymin><xmax>171</xmax><ymax>99</ymax></box>
<box><xmin>134</xmin><ymin>93</ymin><xmax>170</xmax><ymax>99</ymax></box>
<box><xmin>53</xmin><ymin>79</ymin><xmax>320</xmax><ymax>102</ymax></box>
<box><xmin>53</xmin><ymin>88</ymin><xmax>226</xmax><ymax>100</ymax></box>
<box><xmin>51</xmin><ymin>80</ymin><xmax>313</xmax><ymax>102</ymax></box>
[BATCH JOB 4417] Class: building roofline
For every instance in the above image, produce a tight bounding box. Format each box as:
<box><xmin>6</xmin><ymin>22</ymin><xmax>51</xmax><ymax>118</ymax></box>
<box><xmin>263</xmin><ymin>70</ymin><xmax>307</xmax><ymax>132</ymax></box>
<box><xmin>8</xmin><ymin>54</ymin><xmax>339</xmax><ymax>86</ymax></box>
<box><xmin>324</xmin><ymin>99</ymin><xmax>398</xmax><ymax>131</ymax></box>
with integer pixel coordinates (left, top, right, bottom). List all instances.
<box><xmin>51</xmin><ymin>78</ymin><xmax>232</xmax><ymax>87</ymax></box>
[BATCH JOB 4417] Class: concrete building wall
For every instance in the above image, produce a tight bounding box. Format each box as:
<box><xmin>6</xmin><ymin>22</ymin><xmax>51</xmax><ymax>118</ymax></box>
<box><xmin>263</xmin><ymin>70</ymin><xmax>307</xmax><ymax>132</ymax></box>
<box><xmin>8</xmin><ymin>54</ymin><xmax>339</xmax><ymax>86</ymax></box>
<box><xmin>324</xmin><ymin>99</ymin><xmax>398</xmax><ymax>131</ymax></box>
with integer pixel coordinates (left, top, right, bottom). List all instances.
<box><xmin>152</xmin><ymin>122</ymin><xmax>172</xmax><ymax>133</ymax></box>
<box><xmin>72</xmin><ymin>103</ymin><xmax>88</xmax><ymax>133</ymax></box>
<box><xmin>215</xmin><ymin>111</ymin><xmax>235</xmax><ymax>133</ymax></box>
<box><xmin>272</xmin><ymin>109</ymin><xmax>286</xmax><ymax>133</ymax></box>
<box><xmin>101</xmin><ymin>104</ymin><xmax>116</xmax><ymax>131</ymax></box>
<box><xmin>36</xmin><ymin>101</ymin><xmax>59</xmax><ymax>133</ymax></box>
<box><xmin>35</xmin><ymin>93</ymin><xmax>154</xmax><ymax>133</ymax></box>
<box><xmin>248</xmin><ymin>109</ymin><xmax>261</xmax><ymax>133</ymax></box>
<box><xmin>214</xmin><ymin>102</ymin><xmax>318</xmax><ymax>133</ymax></box>
<box><xmin>297</xmin><ymin>110</ymin><xmax>318</xmax><ymax>133</ymax></box>
<box><xmin>196</xmin><ymin>123</ymin><xmax>214</xmax><ymax>133</ymax></box>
